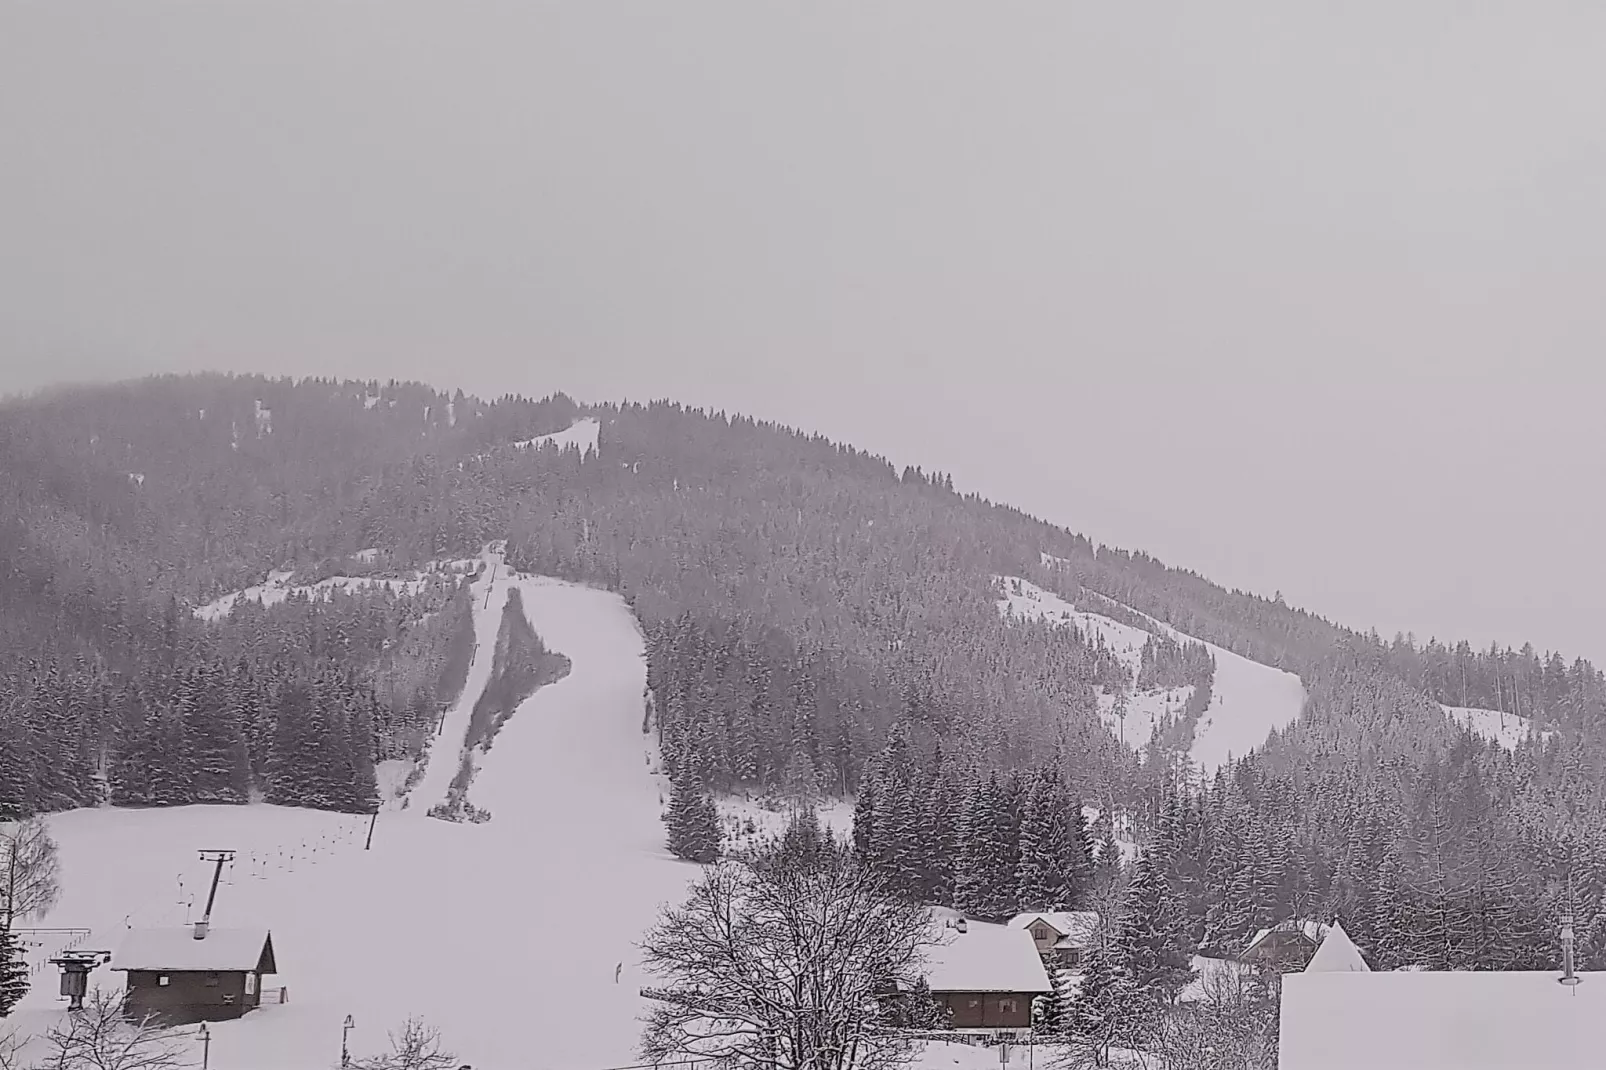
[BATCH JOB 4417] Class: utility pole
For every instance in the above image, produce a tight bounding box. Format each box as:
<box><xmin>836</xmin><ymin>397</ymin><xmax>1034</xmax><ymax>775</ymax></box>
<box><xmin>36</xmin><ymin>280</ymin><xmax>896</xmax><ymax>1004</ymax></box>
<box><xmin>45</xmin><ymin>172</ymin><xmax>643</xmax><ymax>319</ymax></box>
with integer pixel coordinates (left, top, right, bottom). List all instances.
<box><xmin>365</xmin><ymin>810</ymin><xmax>378</xmax><ymax>851</ymax></box>
<box><xmin>342</xmin><ymin>1015</ymin><xmax>356</xmax><ymax>1068</ymax></box>
<box><xmin>197</xmin><ymin>1023</ymin><xmax>211</xmax><ymax>1070</ymax></box>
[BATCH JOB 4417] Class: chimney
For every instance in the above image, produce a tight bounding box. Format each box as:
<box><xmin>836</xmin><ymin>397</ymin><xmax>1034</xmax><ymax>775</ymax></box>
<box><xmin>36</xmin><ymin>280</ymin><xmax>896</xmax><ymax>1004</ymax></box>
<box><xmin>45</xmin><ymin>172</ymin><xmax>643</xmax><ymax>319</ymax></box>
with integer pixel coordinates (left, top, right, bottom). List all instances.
<box><xmin>1559</xmin><ymin>914</ymin><xmax>1580</xmax><ymax>987</ymax></box>
<box><xmin>193</xmin><ymin>920</ymin><xmax>209</xmax><ymax>941</ymax></box>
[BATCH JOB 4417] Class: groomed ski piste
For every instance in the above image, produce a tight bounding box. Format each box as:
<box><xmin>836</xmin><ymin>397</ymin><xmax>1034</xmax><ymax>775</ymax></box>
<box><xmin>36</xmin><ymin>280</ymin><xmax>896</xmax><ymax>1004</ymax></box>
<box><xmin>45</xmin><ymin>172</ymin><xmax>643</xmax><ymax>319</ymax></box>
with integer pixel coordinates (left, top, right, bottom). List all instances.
<box><xmin>997</xmin><ymin>573</ymin><xmax>1307</xmax><ymax>774</ymax></box>
<box><xmin>11</xmin><ymin>536</ymin><xmax>1006</xmax><ymax>1070</ymax></box>
<box><xmin>10</xmin><ymin>545</ymin><xmax>699</xmax><ymax>1069</ymax></box>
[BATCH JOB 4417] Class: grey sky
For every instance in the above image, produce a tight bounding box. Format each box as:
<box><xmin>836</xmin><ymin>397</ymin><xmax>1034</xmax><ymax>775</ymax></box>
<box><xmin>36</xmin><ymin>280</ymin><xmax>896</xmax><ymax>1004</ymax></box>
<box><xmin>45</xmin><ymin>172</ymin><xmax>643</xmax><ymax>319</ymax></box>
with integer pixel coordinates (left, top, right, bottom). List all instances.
<box><xmin>4</xmin><ymin>3</ymin><xmax>1605</xmax><ymax>664</ymax></box>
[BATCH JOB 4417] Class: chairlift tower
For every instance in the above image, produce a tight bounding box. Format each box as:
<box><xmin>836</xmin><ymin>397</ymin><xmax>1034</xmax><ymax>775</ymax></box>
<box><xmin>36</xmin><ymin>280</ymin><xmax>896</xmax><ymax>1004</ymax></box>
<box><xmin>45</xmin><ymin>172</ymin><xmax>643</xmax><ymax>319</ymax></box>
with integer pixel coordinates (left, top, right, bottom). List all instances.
<box><xmin>49</xmin><ymin>950</ymin><xmax>112</xmax><ymax>1011</ymax></box>
<box><xmin>196</xmin><ymin>850</ymin><xmax>237</xmax><ymax>935</ymax></box>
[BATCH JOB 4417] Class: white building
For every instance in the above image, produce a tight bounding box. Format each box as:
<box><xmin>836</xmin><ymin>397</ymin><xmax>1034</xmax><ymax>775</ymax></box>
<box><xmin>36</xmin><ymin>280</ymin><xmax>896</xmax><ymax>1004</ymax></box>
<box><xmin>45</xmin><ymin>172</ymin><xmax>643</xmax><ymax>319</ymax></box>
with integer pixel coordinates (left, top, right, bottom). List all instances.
<box><xmin>1280</xmin><ymin>969</ymin><xmax>1606</xmax><ymax>1070</ymax></box>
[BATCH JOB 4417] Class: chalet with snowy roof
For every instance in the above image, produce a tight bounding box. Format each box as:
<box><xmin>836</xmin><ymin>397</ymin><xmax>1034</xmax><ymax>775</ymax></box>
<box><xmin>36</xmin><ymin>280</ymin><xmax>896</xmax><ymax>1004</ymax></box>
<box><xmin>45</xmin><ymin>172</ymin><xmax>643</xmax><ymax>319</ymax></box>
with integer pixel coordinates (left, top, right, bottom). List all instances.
<box><xmin>112</xmin><ymin>923</ymin><xmax>277</xmax><ymax>1023</ymax></box>
<box><xmin>1302</xmin><ymin>922</ymin><xmax>1369</xmax><ymax>973</ymax></box>
<box><xmin>1238</xmin><ymin>919</ymin><xmax>1329</xmax><ymax>973</ymax></box>
<box><xmin>1280</xmin><ymin>969</ymin><xmax>1606</xmax><ymax>1070</ymax></box>
<box><xmin>923</xmin><ymin>918</ymin><xmax>1052</xmax><ymax>1038</ymax></box>
<box><xmin>1009</xmin><ymin>911</ymin><xmax>1100</xmax><ymax>969</ymax></box>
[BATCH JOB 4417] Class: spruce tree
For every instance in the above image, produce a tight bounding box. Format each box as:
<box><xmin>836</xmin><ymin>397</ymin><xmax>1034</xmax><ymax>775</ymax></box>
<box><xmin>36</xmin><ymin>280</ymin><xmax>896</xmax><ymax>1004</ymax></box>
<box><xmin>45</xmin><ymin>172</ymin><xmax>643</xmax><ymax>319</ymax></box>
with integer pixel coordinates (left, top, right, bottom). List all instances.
<box><xmin>1068</xmin><ymin>931</ymin><xmax>1139</xmax><ymax>1066</ymax></box>
<box><xmin>0</xmin><ymin>925</ymin><xmax>27</xmax><ymax>1017</ymax></box>
<box><xmin>1017</xmin><ymin>769</ymin><xmax>1085</xmax><ymax>911</ymax></box>
<box><xmin>665</xmin><ymin>774</ymin><xmax>720</xmax><ymax>864</ymax></box>
<box><xmin>851</xmin><ymin>772</ymin><xmax>879</xmax><ymax>865</ymax></box>
<box><xmin>1121</xmin><ymin>851</ymin><xmax>1196</xmax><ymax>1011</ymax></box>
<box><xmin>954</xmin><ymin>774</ymin><xmax>1018</xmax><ymax>921</ymax></box>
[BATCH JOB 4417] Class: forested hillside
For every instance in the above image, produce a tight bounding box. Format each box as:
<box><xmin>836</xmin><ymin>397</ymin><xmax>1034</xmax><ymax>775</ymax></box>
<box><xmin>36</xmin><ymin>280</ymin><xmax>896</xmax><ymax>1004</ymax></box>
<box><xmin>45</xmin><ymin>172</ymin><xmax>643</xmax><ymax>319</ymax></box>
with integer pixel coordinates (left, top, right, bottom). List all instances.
<box><xmin>7</xmin><ymin>371</ymin><xmax>1606</xmax><ymax>978</ymax></box>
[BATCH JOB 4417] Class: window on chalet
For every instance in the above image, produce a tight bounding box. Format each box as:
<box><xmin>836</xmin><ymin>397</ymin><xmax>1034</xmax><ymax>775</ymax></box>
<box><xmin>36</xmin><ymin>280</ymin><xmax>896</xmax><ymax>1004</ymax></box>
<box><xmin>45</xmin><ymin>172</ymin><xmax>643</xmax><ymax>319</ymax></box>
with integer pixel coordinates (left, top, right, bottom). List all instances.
<box><xmin>158</xmin><ymin>975</ymin><xmax>170</xmax><ymax>987</ymax></box>
<box><xmin>206</xmin><ymin>973</ymin><xmax>220</xmax><ymax>987</ymax></box>
<box><xmin>246</xmin><ymin>973</ymin><xmax>258</xmax><ymax>996</ymax></box>
<box><xmin>1000</xmin><ymin>998</ymin><xmax>1018</xmax><ymax>1014</ymax></box>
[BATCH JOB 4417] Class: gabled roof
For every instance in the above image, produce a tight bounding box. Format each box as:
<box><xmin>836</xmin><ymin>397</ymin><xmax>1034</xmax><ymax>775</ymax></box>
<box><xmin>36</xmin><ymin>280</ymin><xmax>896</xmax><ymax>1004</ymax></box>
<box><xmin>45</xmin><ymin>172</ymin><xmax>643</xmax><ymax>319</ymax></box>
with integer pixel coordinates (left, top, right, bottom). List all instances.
<box><xmin>1008</xmin><ymin>911</ymin><xmax>1101</xmax><ymax>950</ymax></box>
<box><xmin>925</xmin><ymin>919</ymin><xmax>1053</xmax><ymax>994</ymax></box>
<box><xmin>1243</xmin><ymin>919</ymin><xmax>1329</xmax><ymax>956</ymax></box>
<box><xmin>112</xmin><ymin>928</ymin><xmax>276</xmax><ymax>974</ymax></box>
<box><xmin>1303</xmin><ymin>922</ymin><xmax>1369</xmax><ymax>973</ymax></box>
<box><xmin>1281</xmin><ymin>970</ymin><xmax>1606</xmax><ymax>1070</ymax></box>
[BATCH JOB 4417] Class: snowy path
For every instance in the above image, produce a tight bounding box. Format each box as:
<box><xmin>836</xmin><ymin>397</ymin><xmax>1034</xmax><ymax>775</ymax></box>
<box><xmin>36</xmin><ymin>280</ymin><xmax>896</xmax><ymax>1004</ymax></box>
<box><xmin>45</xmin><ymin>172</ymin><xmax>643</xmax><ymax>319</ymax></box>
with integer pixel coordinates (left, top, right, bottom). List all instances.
<box><xmin>407</xmin><ymin>549</ymin><xmax>507</xmax><ymax>812</ymax></box>
<box><xmin>17</xmin><ymin>567</ymin><xmax>693</xmax><ymax>1070</ymax></box>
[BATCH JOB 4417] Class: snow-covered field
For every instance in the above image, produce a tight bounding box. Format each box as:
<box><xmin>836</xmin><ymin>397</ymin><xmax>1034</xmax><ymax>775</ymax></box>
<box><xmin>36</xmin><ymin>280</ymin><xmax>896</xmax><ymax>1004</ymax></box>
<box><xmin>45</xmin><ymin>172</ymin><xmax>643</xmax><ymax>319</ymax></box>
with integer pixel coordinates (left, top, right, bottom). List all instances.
<box><xmin>997</xmin><ymin>576</ymin><xmax>1305</xmax><ymax>773</ymax></box>
<box><xmin>1440</xmin><ymin>704</ymin><xmax>1533</xmax><ymax>750</ymax></box>
<box><xmin>12</xmin><ymin>555</ymin><xmax>700</xmax><ymax>1070</ymax></box>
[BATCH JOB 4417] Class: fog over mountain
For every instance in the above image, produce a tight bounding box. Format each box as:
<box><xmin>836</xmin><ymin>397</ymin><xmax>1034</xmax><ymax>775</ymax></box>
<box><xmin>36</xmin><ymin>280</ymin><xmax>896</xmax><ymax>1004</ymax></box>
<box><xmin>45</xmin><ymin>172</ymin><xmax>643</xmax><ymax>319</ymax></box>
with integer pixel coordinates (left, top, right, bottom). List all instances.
<box><xmin>5</xmin><ymin>4</ymin><xmax>1605</xmax><ymax>662</ymax></box>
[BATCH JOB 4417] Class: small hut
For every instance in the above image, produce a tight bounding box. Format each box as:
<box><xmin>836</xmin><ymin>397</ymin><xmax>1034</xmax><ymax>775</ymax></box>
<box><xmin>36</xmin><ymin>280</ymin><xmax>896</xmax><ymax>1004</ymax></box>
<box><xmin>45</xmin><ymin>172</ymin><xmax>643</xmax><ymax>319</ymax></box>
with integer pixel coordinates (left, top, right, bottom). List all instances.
<box><xmin>112</xmin><ymin>922</ymin><xmax>277</xmax><ymax>1023</ymax></box>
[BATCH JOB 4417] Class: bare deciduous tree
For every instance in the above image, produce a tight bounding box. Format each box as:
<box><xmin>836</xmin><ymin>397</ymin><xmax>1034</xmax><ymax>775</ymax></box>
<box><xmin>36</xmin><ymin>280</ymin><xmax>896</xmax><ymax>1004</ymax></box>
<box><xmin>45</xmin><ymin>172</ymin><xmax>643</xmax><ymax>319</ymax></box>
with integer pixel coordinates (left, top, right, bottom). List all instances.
<box><xmin>640</xmin><ymin>853</ymin><xmax>934</xmax><ymax>1070</ymax></box>
<box><xmin>0</xmin><ymin>819</ymin><xmax>62</xmax><ymax>930</ymax></box>
<box><xmin>0</xmin><ymin>1025</ymin><xmax>25</xmax><ymax>1070</ymax></box>
<box><xmin>38</xmin><ymin>988</ymin><xmax>192</xmax><ymax>1070</ymax></box>
<box><xmin>350</xmin><ymin>1017</ymin><xmax>459</xmax><ymax>1070</ymax></box>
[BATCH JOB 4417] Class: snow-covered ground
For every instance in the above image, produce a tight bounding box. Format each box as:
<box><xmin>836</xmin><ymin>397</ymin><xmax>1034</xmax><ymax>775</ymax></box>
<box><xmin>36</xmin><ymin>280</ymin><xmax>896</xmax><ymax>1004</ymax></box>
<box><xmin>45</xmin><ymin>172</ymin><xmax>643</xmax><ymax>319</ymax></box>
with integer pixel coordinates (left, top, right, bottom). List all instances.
<box><xmin>12</xmin><ymin>556</ymin><xmax>702</xmax><ymax>1070</ymax></box>
<box><xmin>1440</xmin><ymin>704</ymin><xmax>1534</xmax><ymax>750</ymax></box>
<box><xmin>512</xmin><ymin>416</ymin><xmax>601</xmax><ymax>456</ymax></box>
<box><xmin>193</xmin><ymin>558</ymin><xmax>476</xmax><ymax>622</ymax></box>
<box><xmin>997</xmin><ymin>576</ymin><xmax>1306</xmax><ymax>773</ymax></box>
<box><xmin>716</xmin><ymin>795</ymin><xmax>856</xmax><ymax>855</ymax></box>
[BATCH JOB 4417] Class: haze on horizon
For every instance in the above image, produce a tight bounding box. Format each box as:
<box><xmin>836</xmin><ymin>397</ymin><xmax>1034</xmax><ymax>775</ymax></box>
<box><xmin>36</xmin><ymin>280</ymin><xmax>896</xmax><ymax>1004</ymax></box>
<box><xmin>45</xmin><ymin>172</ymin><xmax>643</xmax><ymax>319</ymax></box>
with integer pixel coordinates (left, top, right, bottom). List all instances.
<box><xmin>4</xmin><ymin>3</ymin><xmax>1605</xmax><ymax>667</ymax></box>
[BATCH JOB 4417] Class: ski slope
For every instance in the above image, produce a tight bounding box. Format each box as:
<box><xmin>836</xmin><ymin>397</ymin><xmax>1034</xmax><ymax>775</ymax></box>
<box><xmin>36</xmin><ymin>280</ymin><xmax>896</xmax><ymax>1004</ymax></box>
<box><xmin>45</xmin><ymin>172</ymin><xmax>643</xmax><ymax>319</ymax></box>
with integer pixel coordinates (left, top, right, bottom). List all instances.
<box><xmin>13</xmin><ymin>560</ymin><xmax>698</xmax><ymax>1070</ymax></box>
<box><xmin>1441</xmin><ymin>704</ymin><xmax>1533</xmax><ymax>750</ymax></box>
<box><xmin>512</xmin><ymin>416</ymin><xmax>601</xmax><ymax>455</ymax></box>
<box><xmin>997</xmin><ymin>575</ymin><xmax>1305</xmax><ymax>773</ymax></box>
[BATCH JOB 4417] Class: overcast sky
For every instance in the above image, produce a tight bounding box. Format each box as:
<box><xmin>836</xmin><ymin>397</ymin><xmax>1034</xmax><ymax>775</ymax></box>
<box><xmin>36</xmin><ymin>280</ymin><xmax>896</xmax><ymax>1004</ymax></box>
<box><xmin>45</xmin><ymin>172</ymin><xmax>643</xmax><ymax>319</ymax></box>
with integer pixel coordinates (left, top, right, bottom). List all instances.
<box><xmin>4</xmin><ymin>3</ymin><xmax>1605</xmax><ymax>663</ymax></box>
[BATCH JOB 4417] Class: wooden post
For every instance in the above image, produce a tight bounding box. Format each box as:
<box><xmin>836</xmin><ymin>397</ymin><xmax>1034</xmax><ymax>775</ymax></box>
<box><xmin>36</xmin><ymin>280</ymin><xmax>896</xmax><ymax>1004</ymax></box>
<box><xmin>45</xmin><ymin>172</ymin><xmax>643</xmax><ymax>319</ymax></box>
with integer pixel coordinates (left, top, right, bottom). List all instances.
<box><xmin>365</xmin><ymin>811</ymin><xmax>378</xmax><ymax>851</ymax></box>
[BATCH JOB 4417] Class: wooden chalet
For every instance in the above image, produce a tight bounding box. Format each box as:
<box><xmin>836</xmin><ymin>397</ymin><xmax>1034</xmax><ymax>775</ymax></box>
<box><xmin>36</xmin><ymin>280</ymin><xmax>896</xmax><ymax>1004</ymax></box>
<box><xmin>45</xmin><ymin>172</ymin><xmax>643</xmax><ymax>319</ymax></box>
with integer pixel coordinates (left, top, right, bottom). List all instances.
<box><xmin>112</xmin><ymin>922</ymin><xmax>277</xmax><ymax>1023</ymax></box>
<box><xmin>1238</xmin><ymin>919</ymin><xmax>1329</xmax><ymax>973</ymax></box>
<box><xmin>923</xmin><ymin>918</ymin><xmax>1052</xmax><ymax>1038</ymax></box>
<box><xmin>1009</xmin><ymin>911</ymin><xmax>1100</xmax><ymax>969</ymax></box>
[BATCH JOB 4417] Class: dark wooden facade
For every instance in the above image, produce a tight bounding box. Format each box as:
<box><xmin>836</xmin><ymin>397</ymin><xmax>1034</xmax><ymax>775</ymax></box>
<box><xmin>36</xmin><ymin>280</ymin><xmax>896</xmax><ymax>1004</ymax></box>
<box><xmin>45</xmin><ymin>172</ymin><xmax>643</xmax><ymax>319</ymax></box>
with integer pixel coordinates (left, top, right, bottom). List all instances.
<box><xmin>937</xmin><ymin>991</ymin><xmax>1034</xmax><ymax>1031</ymax></box>
<box><xmin>116</xmin><ymin>930</ymin><xmax>277</xmax><ymax>1024</ymax></box>
<box><xmin>125</xmin><ymin>968</ymin><xmax>262</xmax><ymax>1021</ymax></box>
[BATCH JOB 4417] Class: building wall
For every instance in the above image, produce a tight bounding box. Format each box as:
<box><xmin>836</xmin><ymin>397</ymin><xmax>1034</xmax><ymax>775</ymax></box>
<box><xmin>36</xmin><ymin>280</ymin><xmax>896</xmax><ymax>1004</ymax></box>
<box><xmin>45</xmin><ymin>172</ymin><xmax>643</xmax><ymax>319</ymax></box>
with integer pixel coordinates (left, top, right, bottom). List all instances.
<box><xmin>938</xmin><ymin>991</ymin><xmax>1034</xmax><ymax>1030</ymax></box>
<box><xmin>124</xmin><ymin>970</ymin><xmax>262</xmax><ymax>1020</ymax></box>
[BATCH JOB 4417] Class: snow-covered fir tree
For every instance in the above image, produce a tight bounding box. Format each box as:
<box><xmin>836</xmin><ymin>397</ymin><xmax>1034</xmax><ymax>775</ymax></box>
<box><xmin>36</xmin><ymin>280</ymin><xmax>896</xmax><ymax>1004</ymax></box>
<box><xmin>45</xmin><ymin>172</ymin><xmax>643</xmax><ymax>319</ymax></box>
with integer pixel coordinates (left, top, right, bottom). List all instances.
<box><xmin>0</xmin><ymin>925</ymin><xmax>27</xmax><ymax>1017</ymax></box>
<box><xmin>664</xmin><ymin>774</ymin><xmax>720</xmax><ymax>864</ymax></box>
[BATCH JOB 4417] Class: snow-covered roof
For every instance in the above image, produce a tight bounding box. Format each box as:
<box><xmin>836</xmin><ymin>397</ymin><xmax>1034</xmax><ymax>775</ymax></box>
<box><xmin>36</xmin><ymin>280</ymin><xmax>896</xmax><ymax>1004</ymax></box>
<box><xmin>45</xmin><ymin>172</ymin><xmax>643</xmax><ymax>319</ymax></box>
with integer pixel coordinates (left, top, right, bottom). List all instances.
<box><xmin>1303</xmin><ymin>922</ymin><xmax>1369</xmax><ymax>973</ymax></box>
<box><xmin>1280</xmin><ymin>970</ymin><xmax>1606</xmax><ymax>1070</ymax></box>
<box><xmin>112</xmin><ymin>928</ymin><xmax>276</xmax><ymax>974</ymax></box>
<box><xmin>1243</xmin><ymin>919</ymin><xmax>1329</xmax><ymax>955</ymax></box>
<box><xmin>924</xmin><ymin>920</ymin><xmax>1053</xmax><ymax>994</ymax></box>
<box><xmin>1009</xmin><ymin>911</ymin><xmax>1100</xmax><ymax>949</ymax></box>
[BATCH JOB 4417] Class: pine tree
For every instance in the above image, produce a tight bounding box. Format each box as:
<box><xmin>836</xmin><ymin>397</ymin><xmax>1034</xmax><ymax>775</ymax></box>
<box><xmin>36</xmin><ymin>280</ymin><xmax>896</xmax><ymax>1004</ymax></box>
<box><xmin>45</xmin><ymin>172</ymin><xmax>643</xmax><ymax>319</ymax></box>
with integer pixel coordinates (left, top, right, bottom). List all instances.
<box><xmin>0</xmin><ymin>925</ymin><xmax>27</xmax><ymax>1017</ymax></box>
